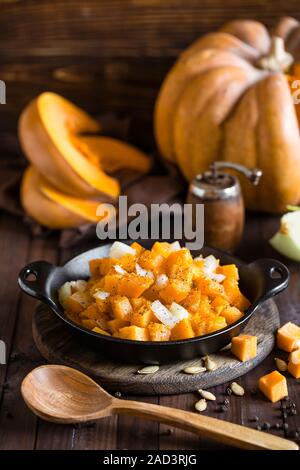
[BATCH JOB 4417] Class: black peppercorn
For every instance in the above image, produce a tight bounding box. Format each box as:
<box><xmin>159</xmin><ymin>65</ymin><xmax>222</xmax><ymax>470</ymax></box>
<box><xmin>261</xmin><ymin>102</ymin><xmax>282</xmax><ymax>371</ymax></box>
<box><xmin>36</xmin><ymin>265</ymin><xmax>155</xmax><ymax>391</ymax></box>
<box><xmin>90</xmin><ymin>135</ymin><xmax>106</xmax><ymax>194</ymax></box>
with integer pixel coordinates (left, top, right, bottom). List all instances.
<box><xmin>256</xmin><ymin>425</ymin><xmax>262</xmax><ymax>431</ymax></box>
<box><xmin>115</xmin><ymin>391</ymin><xmax>122</xmax><ymax>398</ymax></box>
<box><xmin>283</xmin><ymin>423</ymin><xmax>289</xmax><ymax>431</ymax></box>
<box><xmin>274</xmin><ymin>422</ymin><xmax>281</xmax><ymax>430</ymax></box>
<box><xmin>226</xmin><ymin>387</ymin><xmax>232</xmax><ymax>396</ymax></box>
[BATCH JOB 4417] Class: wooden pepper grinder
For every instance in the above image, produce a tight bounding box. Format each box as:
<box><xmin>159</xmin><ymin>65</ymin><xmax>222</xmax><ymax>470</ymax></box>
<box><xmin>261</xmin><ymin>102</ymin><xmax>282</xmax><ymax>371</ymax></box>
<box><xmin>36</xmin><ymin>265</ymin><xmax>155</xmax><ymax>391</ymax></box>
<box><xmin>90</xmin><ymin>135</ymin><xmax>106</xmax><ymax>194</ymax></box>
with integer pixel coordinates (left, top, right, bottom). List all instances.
<box><xmin>186</xmin><ymin>162</ymin><xmax>262</xmax><ymax>252</ymax></box>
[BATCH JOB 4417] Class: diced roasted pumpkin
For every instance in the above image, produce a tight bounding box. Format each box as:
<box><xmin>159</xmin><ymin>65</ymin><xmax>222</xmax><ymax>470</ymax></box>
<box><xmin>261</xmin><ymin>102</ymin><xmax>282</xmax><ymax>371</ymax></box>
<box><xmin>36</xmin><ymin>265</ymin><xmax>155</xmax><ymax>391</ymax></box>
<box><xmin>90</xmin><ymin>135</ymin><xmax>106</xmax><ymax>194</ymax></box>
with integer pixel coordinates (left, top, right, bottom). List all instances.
<box><xmin>222</xmin><ymin>279</ymin><xmax>240</xmax><ymax>304</ymax></box>
<box><xmin>171</xmin><ymin>318</ymin><xmax>195</xmax><ymax>340</ymax></box>
<box><xmin>211</xmin><ymin>295</ymin><xmax>229</xmax><ymax>314</ymax></box>
<box><xmin>181</xmin><ymin>291</ymin><xmax>202</xmax><ymax>313</ymax></box>
<box><xmin>288</xmin><ymin>349</ymin><xmax>300</xmax><ymax>378</ymax></box>
<box><xmin>65</xmin><ymin>291</ymin><xmax>91</xmax><ymax>315</ymax></box>
<box><xmin>117</xmin><ymin>254</ymin><xmax>136</xmax><ymax>272</ymax></box>
<box><xmin>258</xmin><ymin>371</ymin><xmax>288</xmax><ymax>403</ymax></box>
<box><xmin>81</xmin><ymin>318</ymin><xmax>97</xmax><ymax>330</ymax></box>
<box><xmin>207</xmin><ymin>315</ymin><xmax>227</xmax><ymax>333</ymax></box>
<box><xmin>138</xmin><ymin>249</ymin><xmax>165</xmax><ymax>274</ymax></box>
<box><xmin>151</xmin><ymin>241</ymin><xmax>172</xmax><ymax>258</ymax></box>
<box><xmin>233</xmin><ymin>293</ymin><xmax>251</xmax><ymax>311</ymax></box>
<box><xmin>117</xmin><ymin>274</ymin><xmax>154</xmax><ymax>298</ymax></box>
<box><xmin>148</xmin><ymin>322</ymin><xmax>171</xmax><ymax>341</ymax></box>
<box><xmin>220</xmin><ymin>306</ymin><xmax>243</xmax><ymax>325</ymax></box>
<box><xmin>159</xmin><ymin>279</ymin><xmax>190</xmax><ymax>303</ymax></box>
<box><xmin>130</xmin><ymin>241</ymin><xmax>144</xmax><ymax>256</ymax></box>
<box><xmin>277</xmin><ymin>322</ymin><xmax>300</xmax><ymax>352</ymax></box>
<box><xmin>218</xmin><ymin>264</ymin><xmax>239</xmax><ymax>282</ymax></box>
<box><xmin>196</xmin><ymin>277</ymin><xmax>225</xmax><ymax>298</ymax></box>
<box><xmin>106</xmin><ymin>318</ymin><xmax>130</xmax><ymax>334</ymax></box>
<box><xmin>110</xmin><ymin>295</ymin><xmax>133</xmax><ymax>320</ymax></box>
<box><xmin>166</xmin><ymin>249</ymin><xmax>193</xmax><ymax>275</ymax></box>
<box><xmin>116</xmin><ymin>325</ymin><xmax>150</xmax><ymax>341</ymax></box>
<box><xmin>231</xmin><ymin>335</ymin><xmax>257</xmax><ymax>362</ymax></box>
<box><xmin>79</xmin><ymin>303</ymin><xmax>100</xmax><ymax>320</ymax></box>
<box><xmin>89</xmin><ymin>258</ymin><xmax>117</xmax><ymax>277</ymax></box>
<box><xmin>103</xmin><ymin>274</ymin><xmax>123</xmax><ymax>294</ymax></box>
<box><xmin>130</xmin><ymin>299</ymin><xmax>156</xmax><ymax>328</ymax></box>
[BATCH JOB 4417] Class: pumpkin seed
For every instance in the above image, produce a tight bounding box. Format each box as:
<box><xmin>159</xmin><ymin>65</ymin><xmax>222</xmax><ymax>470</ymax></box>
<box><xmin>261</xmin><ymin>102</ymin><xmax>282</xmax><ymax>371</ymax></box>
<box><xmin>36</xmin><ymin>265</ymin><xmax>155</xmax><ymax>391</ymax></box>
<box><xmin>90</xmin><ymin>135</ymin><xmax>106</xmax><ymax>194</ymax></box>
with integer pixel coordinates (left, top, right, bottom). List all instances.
<box><xmin>204</xmin><ymin>356</ymin><xmax>218</xmax><ymax>372</ymax></box>
<box><xmin>198</xmin><ymin>389</ymin><xmax>216</xmax><ymax>401</ymax></box>
<box><xmin>137</xmin><ymin>365</ymin><xmax>159</xmax><ymax>375</ymax></box>
<box><xmin>195</xmin><ymin>399</ymin><xmax>207</xmax><ymax>412</ymax></box>
<box><xmin>183</xmin><ymin>366</ymin><xmax>206</xmax><ymax>375</ymax></box>
<box><xmin>274</xmin><ymin>357</ymin><xmax>288</xmax><ymax>372</ymax></box>
<box><xmin>230</xmin><ymin>382</ymin><xmax>245</xmax><ymax>396</ymax></box>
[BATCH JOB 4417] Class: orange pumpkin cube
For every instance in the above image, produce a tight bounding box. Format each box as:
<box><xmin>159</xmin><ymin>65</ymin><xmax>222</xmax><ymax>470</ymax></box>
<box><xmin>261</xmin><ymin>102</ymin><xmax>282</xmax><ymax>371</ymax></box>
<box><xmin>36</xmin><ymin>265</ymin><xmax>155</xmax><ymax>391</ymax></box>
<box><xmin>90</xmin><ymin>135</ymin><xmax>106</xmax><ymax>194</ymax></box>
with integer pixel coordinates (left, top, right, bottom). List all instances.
<box><xmin>181</xmin><ymin>291</ymin><xmax>202</xmax><ymax>313</ymax></box>
<box><xmin>196</xmin><ymin>277</ymin><xmax>225</xmax><ymax>298</ymax></box>
<box><xmin>106</xmin><ymin>318</ymin><xmax>130</xmax><ymax>334</ymax></box>
<box><xmin>110</xmin><ymin>295</ymin><xmax>132</xmax><ymax>320</ymax></box>
<box><xmin>218</xmin><ymin>264</ymin><xmax>239</xmax><ymax>281</ymax></box>
<box><xmin>223</xmin><ymin>279</ymin><xmax>240</xmax><ymax>303</ymax></box>
<box><xmin>130</xmin><ymin>241</ymin><xmax>144</xmax><ymax>256</ymax></box>
<box><xmin>159</xmin><ymin>279</ymin><xmax>190</xmax><ymax>303</ymax></box>
<box><xmin>65</xmin><ymin>291</ymin><xmax>91</xmax><ymax>315</ymax></box>
<box><xmin>117</xmin><ymin>325</ymin><xmax>150</xmax><ymax>341</ymax></box>
<box><xmin>220</xmin><ymin>306</ymin><xmax>243</xmax><ymax>325</ymax></box>
<box><xmin>231</xmin><ymin>335</ymin><xmax>257</xmax><ymax>362</ymax></box>
<box><xmin>117</xmin><ymin>274</ymin><xmax>153</xmax><ymax>298</ymax></box>
<box><xmin>166</xmin><ymin>249</ymin><xmax>193</xmax><ymax>274</ymax></box>
<box><xmin>138</xmin><ymin>249</ymin><xmax>165</xmax><ymax>274</ymax></box>
<box><xmin>79</xmin><ymin>303</ymin><xmax>100</xmax><ymax>320</ymax></box>
<box><xmin>89</xmin><ymin>258</ymin><xmax>117</xmax><ymax>277</ymax></box>
<box><xmin>148</xmin><ymin>322</ymin><xmax>171</xmax><ymax>341</ymax></box>
<box><xmin>81</xmin><ymin>318</ymin><xmax>97</xmax><ymax>329</ymax></box>
<box><xmin>207</xmin><ymin>315</ymin><xmax>227</xmax><ymax>333</ymax></box>
<box><xmin>117</xmin><ymin>254</ymin><xmax>136</xmax><ymax>272</ymax></box>
<box><xmin>211</xmin><ymin>295</ymin><xmax>229</xmax><ymax>314</ymax></box>
<box><xmin>233</xmin><ymin>293</ymin><xmax>251</xmax><ymax>311</ymax></box>
<box><xmin>103</xmin><ymin>274</ymin><xmax>123</xmax><ymax>294</ymax></box>
<box><xmin>277</xmin><ymin>322</ymin><xmax>300</xmax><ymax>352</ymax></box>
<box><xmin>130</xmin><ymin>299</ymin><xmax>156</xmax><ymax>328</ymax></box>
<box><xmin>171</xmin><ymin>318</ymin><xmax>195</xmax><ymax>340</ymax></box>
<box><xmin>288</xmin><ymin>349</ymin><xmax>300</xmax><ymax>378</ymax></box>
<box><xmin>151</xmin><ymin>241</ymin><xmax>173</xmax><ymax>258</ymax></box>
<box><xmin>258</xmin><ymin>371</ymin><xmax>288</xmax><ymax>403</ymax></box>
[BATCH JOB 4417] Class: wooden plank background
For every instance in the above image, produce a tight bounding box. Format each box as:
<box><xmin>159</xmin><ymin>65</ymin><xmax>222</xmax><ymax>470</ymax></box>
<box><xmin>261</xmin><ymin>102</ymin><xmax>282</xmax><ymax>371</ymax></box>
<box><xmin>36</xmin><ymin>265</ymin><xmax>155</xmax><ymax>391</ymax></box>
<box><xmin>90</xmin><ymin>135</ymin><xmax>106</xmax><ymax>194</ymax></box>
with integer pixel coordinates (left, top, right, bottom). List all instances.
<box><xmin>1</xmin><ymin>0</ymin><xmax>300</xmax><ymax>149</ymax></box>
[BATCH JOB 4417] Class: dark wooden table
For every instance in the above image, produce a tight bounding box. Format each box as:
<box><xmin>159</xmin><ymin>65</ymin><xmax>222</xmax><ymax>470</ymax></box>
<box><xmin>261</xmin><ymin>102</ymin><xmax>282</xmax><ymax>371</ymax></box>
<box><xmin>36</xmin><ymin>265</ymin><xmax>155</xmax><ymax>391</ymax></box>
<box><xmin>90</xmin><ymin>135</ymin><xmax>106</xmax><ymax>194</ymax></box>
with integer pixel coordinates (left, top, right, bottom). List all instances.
<box><xmin>0</xmin><ymin>210</ymin><xmax>299</xmax><ymax>450</ymax></box>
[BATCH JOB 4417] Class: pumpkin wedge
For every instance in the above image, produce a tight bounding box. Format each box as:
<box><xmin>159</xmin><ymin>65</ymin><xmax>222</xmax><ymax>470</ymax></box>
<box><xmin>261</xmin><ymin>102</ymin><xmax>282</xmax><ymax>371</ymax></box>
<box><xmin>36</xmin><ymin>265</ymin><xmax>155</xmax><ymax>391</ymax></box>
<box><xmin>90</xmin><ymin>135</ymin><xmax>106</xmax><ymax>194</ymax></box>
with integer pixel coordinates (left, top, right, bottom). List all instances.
<box><xmin>19</xmin><ymin>92</ymin><xmax>120</xmax><ymax>200</ymax></box>
<box><xmin>74</xmin><ymin>135</ymin><xmax>151</xmax><ymax>174</ymax></box>
<box><xmin>21</xmin><ymin>166</ymin><xmax>113</xmax><ymax>229</ymax></box>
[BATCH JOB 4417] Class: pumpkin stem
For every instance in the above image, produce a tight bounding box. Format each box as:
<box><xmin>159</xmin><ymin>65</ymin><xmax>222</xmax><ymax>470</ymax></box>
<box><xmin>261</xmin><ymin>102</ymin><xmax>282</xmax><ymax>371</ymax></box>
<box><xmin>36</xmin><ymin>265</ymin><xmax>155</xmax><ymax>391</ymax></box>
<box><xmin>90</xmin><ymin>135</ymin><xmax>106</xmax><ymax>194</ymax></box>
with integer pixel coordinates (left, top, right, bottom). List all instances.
<box><xmin>257</xmin><ymin>36</ymin><xmax>293</xmax><ymax>72</ymax></box>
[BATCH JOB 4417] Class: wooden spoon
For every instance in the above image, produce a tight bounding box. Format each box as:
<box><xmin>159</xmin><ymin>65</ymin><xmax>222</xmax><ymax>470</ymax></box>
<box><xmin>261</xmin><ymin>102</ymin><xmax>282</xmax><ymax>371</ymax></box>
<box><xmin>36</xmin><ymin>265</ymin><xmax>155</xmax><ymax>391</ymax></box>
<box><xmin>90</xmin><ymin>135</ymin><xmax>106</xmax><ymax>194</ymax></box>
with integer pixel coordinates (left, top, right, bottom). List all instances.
<box><xmin>21</xmin><ymin>365</ymin><xmax>298</xmax><ymax>450</ymax></box>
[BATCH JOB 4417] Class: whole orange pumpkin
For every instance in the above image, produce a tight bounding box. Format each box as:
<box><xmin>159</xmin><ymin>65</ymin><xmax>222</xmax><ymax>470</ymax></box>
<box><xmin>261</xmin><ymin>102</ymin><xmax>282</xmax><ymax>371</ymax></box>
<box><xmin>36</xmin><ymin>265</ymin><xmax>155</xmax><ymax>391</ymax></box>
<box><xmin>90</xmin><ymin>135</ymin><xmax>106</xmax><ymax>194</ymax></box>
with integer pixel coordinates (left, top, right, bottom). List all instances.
<box><xmin>155</xmin><ymin>17</ymin><xmax>300</xmax><ymax>213</ymax></box>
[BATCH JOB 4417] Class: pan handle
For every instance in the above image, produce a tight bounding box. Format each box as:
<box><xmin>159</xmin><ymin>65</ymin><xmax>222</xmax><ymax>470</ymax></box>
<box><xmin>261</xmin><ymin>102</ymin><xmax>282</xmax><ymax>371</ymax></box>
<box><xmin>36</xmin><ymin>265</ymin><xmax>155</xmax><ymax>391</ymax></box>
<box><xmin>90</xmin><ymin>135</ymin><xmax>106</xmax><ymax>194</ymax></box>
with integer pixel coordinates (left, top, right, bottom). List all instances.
<box><xmin>18</xmin><ymin>261</ymin><xmax>57</xmax><ymax>305</ymax></box>
<box><xmin>247</xmin><ymin>258</ymin><xmax>289</xmax><ymax>302</ymax></box>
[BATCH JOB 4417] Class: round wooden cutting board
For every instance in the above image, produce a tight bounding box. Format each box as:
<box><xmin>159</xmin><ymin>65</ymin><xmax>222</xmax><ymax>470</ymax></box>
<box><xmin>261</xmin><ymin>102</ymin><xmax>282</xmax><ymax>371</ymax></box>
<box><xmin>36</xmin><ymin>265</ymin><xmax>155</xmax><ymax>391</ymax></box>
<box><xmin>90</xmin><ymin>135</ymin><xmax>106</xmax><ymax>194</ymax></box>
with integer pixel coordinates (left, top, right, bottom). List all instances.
<box><xmin>33</xmin><ymin>300</ymin><xmax>279</xmax><ymax>395</ymax></box>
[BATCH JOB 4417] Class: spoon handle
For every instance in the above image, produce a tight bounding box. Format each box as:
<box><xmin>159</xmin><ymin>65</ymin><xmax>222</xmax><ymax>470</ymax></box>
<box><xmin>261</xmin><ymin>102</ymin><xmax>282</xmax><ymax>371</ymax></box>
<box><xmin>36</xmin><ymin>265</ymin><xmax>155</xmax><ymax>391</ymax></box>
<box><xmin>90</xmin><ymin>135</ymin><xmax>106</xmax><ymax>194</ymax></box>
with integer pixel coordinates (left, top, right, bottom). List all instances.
<box><xmin>112</xmin><ymin>399</ymin><xmax>298</xmax><ymax>451</ymax></box>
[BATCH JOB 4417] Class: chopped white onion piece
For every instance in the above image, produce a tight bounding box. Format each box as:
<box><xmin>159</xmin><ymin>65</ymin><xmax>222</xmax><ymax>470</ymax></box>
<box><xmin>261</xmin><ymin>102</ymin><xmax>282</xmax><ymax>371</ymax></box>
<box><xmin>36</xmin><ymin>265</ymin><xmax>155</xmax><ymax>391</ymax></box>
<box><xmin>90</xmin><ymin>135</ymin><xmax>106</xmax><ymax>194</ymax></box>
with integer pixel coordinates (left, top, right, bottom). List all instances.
<box><xmin>203</xmin><ymin>255</ymin><xmax>219</xmax><ymax>274</ymax></box>
<box><xmin>169</xmin><ymin>302</ymin><xmax>189</xmax><ymax>321</ymax></box>
<box><xmin>156</xmin><ymin>274</ymin><xmax>168</xmax><ymax>289</ymax></box>
<box><xmin>109</xmin><ymin>241</ymin><xmax>136</xmax><ymax>259</ymax></box>
<box><xmin>58</xmin><ymin>282</ymin><xmax>72</xmax><ymax>307</ymax></box>
<box><xmin>209</xmin><ymin>273</ymin><xmax>226</xmax><ymax>283</ymax></box>
<box><xmin>70</xmin><ymin>280</ymin><xmax>87</xmax><ymax>292</ymax></box>
<box><xmin>135</xmin><ymin>263</ymin><xmax>154</xmax><ymax>279</ymax></box>
<box><xmin>170</xmin><ymin>241</ymin><xmax>181</xmax><ymax>251</ymax></box>
<box><xmin>113</xmin><ymin>264</ymin><xmax>127</xmax><ymax>275</ymax></box>
<box><xmin>93</xmin><ymin>290</ymin><xmax>110</xmax><ymax>300</ymax></box>
<box><xmin>194</xmin><ymin>255</ymin><xmax>203</xmax><ymax>261</ymax></box>
<box><xmin>151</xmin><ymin>300</ymin><xmax>178</xmax><ymax>328</ymax></box>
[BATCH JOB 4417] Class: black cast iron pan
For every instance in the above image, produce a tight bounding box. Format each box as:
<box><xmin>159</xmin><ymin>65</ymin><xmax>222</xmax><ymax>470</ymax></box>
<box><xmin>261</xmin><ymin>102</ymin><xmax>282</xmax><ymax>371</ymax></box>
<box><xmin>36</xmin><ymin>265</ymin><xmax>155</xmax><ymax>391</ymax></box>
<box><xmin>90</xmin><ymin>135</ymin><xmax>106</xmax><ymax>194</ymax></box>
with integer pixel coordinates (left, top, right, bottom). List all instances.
<box><xmin>18</xmin><ymin>242</ymin><xmax>289</xmax><ymax>364</ymax></box>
